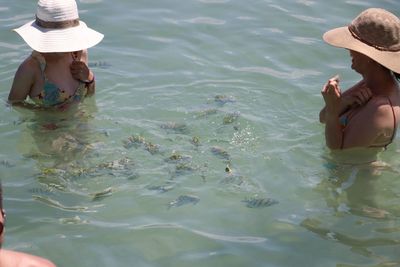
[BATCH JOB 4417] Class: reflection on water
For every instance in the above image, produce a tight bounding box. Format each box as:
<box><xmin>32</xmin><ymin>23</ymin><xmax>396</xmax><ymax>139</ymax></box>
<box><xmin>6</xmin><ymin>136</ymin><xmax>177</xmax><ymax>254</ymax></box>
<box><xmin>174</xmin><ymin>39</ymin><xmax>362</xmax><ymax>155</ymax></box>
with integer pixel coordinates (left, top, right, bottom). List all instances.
<box><xmin>301</xmin><ymin>218</ymin><xmax>400</xmax><ymax>265</ymax></box>
<box><xmin>21</xmin><ymin>103</ymin><xmax>97</xmax><ymax>166</ymax></box>
<box><xmin>301</xmin><ymin>148</ymin><xmax>400</xmax><ymax>264</ymax></box>
<box><xmin>320</xmin><ymin>148</ymin><xmax>400</xmax><ymax>218</ymax></box>
<box><xmin>12</xmin><ymin>101</ymin><xmax>114</xmax><ymax>207</ymax></box>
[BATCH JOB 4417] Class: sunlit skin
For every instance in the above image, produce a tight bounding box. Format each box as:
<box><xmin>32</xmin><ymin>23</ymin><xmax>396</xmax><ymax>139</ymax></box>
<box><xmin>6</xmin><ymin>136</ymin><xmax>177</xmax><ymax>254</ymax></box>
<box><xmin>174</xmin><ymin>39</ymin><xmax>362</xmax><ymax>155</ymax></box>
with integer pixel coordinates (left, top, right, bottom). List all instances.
<box><xmin>320</xmin><ymin>50</ymin><xmax>400</xmax><ymax>149</ymax></box>
<box><xmin>0</xmin><ymin>192</ymin><xmax>56</xmax><ymax>267</ymax></box>
<box><xmin>8</xmin><ymin>49</ymin><xmax>95</xmax><ymax>105</ymax></box>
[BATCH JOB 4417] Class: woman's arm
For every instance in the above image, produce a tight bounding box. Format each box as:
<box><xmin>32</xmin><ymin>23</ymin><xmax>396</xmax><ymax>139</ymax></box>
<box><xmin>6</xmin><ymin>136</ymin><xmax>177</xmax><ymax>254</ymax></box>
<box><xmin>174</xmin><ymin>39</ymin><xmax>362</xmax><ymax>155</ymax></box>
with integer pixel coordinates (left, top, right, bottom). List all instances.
<box><xmin>70</xmin><ymin>49</ymin><xmax>95</xmax><ymax>96</ymax></box>
<box><xmin>8</xmin><ymin>60</ymin><xmax>35</xmax><ymax>104</ymax></box>
<box><xmin>321</xmin><ymin>77</ymin><xmax>344</xmax><ymax>149</ymax></box>
<box><xmin>319</xmin><ymin>80</ymin><xmax>371</xmax><ymax>123</ymax></box>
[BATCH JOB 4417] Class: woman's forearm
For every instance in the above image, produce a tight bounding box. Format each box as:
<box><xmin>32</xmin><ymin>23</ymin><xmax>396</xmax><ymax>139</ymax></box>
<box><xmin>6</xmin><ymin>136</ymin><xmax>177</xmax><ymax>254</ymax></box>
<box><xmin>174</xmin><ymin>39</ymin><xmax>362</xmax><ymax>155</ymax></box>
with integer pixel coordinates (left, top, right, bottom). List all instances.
<box><xmin>319</xmin><ymin>96</ymin><xmax>353</xmax><ymax>124</ymax></box>
<box><xmin>324</xmin><ymin>114</ymin><xmax>343</xmax><ymax>149</ymax></box>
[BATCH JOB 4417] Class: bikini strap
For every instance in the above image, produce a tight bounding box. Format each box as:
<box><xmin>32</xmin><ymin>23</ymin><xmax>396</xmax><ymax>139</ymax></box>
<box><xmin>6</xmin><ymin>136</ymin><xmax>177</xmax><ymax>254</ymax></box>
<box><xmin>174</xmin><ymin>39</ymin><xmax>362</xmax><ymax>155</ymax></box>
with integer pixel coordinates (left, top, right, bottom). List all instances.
<box><xmin>30</xmin><ymin>51</ymin><xmax>47</xmax><ymax>78</ymax></box>
<box><xmin>387</xmin><ymin>97</ymin><xmax>397</xmax><ymax>145</ymax></box>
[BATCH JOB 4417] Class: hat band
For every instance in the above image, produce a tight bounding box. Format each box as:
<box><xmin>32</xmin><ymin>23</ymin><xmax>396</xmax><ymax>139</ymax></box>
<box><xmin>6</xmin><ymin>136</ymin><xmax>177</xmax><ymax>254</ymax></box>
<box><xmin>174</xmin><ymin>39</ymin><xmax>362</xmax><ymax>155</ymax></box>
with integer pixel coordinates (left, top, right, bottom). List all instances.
<box><xmin>35</xmin><ymin>16</ymin><xmax>80</xmax><ymax>29</ymax></box>
<box><xmin>348</xmin><ymin>25</ymin><xmax>400</xmax><ymax>52</ymax></box>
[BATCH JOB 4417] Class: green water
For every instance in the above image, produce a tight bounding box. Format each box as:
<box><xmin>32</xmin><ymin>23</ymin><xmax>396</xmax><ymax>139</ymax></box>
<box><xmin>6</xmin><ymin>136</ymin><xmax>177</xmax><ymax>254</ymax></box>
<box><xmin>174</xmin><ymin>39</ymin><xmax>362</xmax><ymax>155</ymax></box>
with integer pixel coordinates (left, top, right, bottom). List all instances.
<box><xmin>1</xmin><ymin>0</ymin><xmax>400</xmax><ymax>266</ymax></box>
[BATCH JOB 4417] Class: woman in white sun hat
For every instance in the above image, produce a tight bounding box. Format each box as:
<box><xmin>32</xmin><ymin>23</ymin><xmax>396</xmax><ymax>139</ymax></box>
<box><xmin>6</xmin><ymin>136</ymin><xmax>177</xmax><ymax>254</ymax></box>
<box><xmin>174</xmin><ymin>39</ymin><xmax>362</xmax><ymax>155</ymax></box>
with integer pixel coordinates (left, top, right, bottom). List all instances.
<box><xmin>8</xmin><ymin>0</ymin><xmax>103</xmax><ymax>110</ymax></box>
<box><xmin>319</xmin><ymin>8</ymin><xmax>400</xmax><ymax>150</ymax></box>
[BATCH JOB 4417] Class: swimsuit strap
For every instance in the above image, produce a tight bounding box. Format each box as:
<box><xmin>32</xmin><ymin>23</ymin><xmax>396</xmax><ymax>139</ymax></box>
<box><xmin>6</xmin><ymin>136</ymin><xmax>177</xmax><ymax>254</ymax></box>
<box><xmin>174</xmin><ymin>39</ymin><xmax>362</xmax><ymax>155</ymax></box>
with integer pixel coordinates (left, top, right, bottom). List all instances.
<box><xmin>368</xmin><ymin>97</ymin><xmax>397</xmax><ymax>149</ymax></box>
<box><xmin>31</xmin><ymin>51</ymin><xmax>47</xmax><ymax>77</ymax></box>
<box><xmin>340</xmin><ymin>97</ymin><xmax>397</xmax><ymax>149</ymax></box>
<box><xmin>387</xmin><ymin>97</ymin><xmax>397</xmax><ymax>145</ymax></box>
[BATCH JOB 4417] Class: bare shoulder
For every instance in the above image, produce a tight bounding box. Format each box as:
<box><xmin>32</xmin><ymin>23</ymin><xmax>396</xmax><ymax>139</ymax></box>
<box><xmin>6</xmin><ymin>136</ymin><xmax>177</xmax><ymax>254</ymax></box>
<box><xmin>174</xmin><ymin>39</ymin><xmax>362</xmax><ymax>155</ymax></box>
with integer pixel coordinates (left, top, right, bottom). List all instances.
<box><xmin>0</xmin><ymin>249</ymin><xmax>56</xmax><ymax>267</ymax></box>
<box><xmin>15</xmin><ymin>55</ymin><xmax>40</xmax><ymax>78</ymax></box>
<box><xmin>20</xmin><ymin>253</ymin><xmax>56</xmax><ymax>267</ymax></box>
<box><xmin>365</xmin><ymin>96</ymin><xmax>397</xmax><ymax>126</ymax></box>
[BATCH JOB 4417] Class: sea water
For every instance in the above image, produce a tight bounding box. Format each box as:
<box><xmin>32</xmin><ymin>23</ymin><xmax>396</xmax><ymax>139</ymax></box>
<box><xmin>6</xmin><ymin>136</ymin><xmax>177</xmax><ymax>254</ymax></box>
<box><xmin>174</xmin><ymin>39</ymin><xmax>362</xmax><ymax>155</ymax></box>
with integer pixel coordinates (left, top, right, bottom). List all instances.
<box><xmin>1</xmin><ymin>0</ymin><xmax>400</xmax><ymax>266</ymax></box>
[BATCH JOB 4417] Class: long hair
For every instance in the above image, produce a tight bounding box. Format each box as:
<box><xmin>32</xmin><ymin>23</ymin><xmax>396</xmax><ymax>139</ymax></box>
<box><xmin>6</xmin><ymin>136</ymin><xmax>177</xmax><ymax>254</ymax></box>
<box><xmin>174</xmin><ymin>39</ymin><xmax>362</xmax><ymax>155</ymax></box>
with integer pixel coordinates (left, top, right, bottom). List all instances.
<box><xmin>381</xmin><ymin>64</ymin><xmax>400</xmax><ymax>82</ymax></box>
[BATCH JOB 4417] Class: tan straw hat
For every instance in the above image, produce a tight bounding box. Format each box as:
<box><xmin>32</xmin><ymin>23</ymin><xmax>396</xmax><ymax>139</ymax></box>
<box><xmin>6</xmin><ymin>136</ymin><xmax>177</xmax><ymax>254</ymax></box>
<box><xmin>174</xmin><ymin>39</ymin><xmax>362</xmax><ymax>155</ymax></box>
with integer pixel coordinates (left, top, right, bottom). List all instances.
<box><xmin>323</xmin><ymin>8</ymin><xmax>400</xmax><ymax>74</ymax></box>
<box><xmin>14</xmin><ymin>0</ymin><xmax>104</xmax><ymax>53</ymax></box>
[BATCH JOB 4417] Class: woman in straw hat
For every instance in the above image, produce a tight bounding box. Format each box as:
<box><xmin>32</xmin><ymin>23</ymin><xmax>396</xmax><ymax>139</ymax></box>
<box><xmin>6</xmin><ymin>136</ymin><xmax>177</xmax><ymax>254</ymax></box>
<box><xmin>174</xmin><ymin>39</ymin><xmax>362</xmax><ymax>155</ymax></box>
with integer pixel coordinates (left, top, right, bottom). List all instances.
<box><xmin>0</xmin><ymin>183</ymin><xmax>56</xmax><ymax>267</ymax></box>
<box><xmin>8</xmin><ymin>0</ymin><xmax>103</xmax><ymax>110</ymax></box>
<box><xmin>319</xmin><ymin>8</ymin><xmax>400</xmax><ymax>150</ymax></box>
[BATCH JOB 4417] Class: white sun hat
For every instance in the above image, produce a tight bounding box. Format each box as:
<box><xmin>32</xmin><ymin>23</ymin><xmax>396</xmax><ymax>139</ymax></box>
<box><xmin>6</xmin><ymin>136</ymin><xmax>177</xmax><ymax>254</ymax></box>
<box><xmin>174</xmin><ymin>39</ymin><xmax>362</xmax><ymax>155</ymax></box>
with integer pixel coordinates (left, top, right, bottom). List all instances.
<box><xmin>14</xmin><ymin>0</ymin><xmax>104</xmax><ymax>53</ymax></box>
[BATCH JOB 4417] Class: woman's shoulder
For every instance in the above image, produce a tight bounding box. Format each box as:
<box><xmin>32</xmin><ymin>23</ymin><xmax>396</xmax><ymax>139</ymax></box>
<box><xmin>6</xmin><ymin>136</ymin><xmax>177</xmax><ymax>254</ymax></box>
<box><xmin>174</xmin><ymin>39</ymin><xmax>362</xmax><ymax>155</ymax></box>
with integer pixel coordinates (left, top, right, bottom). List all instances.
<box><xmin>0</xmin><ymin>249</ymin><xmax>56</xmax><ymax>267</ymax></box>
<box><xmin>368</xmin><ymin>95</ymin><xmax>394</xmax><ymax>106</ymax></box>
<box><xmin>362</xmin><ymin>95</ymin><xmax>398</xmax><ymax>127</ymax></box>
<box><xmin>17</xmin><ymin>53</ymin><xmax>41</xmax><ymax>75</ymax></box>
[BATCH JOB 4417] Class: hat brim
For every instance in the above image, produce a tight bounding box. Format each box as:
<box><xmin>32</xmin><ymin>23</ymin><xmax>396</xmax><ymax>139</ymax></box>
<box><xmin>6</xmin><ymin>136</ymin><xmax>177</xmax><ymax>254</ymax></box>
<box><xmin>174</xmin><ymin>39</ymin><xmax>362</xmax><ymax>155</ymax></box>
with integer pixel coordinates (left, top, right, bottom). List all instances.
<box><xmin>323</xmin><ymin>26</ymin><xmax>400</xmax><ymax>74</ymax></box>
<box><xmin>14</xmin><ymin>20</ymin><xmax>104</xmax><ymax>53</ymax></box>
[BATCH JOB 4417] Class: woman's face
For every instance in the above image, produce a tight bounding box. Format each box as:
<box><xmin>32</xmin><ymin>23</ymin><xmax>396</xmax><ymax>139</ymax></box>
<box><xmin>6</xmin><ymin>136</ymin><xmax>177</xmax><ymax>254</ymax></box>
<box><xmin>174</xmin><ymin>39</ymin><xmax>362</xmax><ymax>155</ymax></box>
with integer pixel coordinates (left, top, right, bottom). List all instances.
<box><xmin>349</xmin><ymin>50</ymin><xmax>372</xmax><ymax>74</ymax></box>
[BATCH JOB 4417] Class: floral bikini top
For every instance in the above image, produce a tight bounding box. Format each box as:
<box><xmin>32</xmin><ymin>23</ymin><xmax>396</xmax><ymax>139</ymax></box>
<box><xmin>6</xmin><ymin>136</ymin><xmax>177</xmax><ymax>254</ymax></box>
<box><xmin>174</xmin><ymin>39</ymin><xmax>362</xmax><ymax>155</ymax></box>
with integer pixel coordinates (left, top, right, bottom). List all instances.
<box><xmin>30</xmin><ymin>51</ymin><xmax>87</xmax><ymax>109</ymax></box>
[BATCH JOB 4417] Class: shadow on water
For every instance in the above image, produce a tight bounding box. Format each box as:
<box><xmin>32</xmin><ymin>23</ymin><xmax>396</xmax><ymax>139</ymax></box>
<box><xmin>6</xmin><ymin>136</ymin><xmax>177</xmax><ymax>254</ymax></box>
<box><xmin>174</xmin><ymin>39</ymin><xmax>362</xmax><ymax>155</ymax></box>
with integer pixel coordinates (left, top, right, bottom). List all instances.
<box><xmin>302</xmin><ymin>148</ymin><xmax>400</xmax><ymax>265</ymax></box>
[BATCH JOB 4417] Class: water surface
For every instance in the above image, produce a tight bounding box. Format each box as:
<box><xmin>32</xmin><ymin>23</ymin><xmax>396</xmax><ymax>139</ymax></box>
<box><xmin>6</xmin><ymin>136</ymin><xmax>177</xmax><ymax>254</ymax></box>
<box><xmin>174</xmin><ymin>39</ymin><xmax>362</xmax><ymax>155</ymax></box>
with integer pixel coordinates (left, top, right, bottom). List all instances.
<box><xmin>1</xmin><ymin>0</ymin><xmax>400</xmax><ymax>266</ymax></box>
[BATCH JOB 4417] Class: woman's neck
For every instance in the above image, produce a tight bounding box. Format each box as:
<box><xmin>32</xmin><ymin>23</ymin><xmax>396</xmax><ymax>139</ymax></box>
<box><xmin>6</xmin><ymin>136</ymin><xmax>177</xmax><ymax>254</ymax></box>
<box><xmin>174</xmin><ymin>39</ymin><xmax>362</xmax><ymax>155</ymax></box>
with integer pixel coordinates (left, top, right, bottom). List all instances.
<box><xmin>363</xmin><ymin>67</ymin><xmax>398</xmax><ymax>95</ymax></box>
<box><xmin>41</xmin><ymin>52</ymin><xmax>70</xmax><ymax>63</ymax></box>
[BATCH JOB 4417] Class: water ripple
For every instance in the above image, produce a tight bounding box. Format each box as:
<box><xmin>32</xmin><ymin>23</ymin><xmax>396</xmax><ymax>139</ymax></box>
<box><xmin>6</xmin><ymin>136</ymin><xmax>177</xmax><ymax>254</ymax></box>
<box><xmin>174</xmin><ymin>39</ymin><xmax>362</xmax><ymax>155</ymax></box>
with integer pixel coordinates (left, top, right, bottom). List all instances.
<box><xmin>291</xmin><ymin>14</ymin><xmax>326</xmax><ymax>24</ymax></box>
<box><xmin>129</xmin><ymin>223</ymin><xmax>268</xmax><ymax>244</ymax></box>
<box><xmin>197</xmin><ymin>0</ymin><xmax>230</xmax><ymax>3</ymax></box>
<box><xmin>290</xmin><ymin>36</ymin><xmax>319</xmax><ymax>45</ymax></box>
<box><xmin>184</xmin><ymin>17</ymin><xmax>226</xmax><ymax>25</ymax></box>
<box><xmin>227</xmin><ymin>65</ymin><xmax>321</xmax><ymax>80</ymax></box>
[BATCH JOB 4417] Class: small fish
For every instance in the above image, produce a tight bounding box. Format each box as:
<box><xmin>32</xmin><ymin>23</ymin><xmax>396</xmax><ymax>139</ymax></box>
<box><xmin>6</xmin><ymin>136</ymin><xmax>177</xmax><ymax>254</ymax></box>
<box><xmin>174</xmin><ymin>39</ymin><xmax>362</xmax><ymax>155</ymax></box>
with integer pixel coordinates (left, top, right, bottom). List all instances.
<box><xmin>98</xmin><ymin>157</ymin><xmax>134</xmax><ymax>170</ymax></box>
<box><xmin>191</xmin><ymin>136</ymin><xmax>201</xmax><ymax>147</ymax></box>
<box><xmin>225</xmin><ymin>165</ymin><xmax>232</xmax><ymax>173</ymax></box>
<box><xmin>214</xmin><ymin>95</ymin><xmax>236</xmax><ymax>105</ymax></box>
<box><xmin>210</xmin><ymin>146</ymin><xmax>230</xmax><ymax>160</ymax></box>
<box><xmin>242</xmin><ymin>197</ymin><xmax>278</xmax><ymax>208</ymax></box>
<box><xmin>28</xmin><ymin>187</ymin><xmax>54</xmax><ymax>196</ymax></box>
<box><xmin>0</xmin><ymin>159</ymin><xmax>15</xmax><ymax>168</ymax></box>
<box><xmin>195</xmin><ymin>108</ymin><xmax>218</xmax><ymax>118</ymax></box>
<box><xmin>91</xmin><ymin>187</ymin><xmax>113</xmax><ymax>201</ymax></box>
<box><xmin>160</xmin><ymin>122</ymin><xmax>189</xmax><ymax>134</ymax></box>
<box><xmin>123</xmin><ymin>135</ymin><xmax>146</xmax><ymax>149</ymax></box>
<box><xmin>168</xmin><ymin>195</ymin><xmax>200</xmax><ymax>208</ymax></box>
<box><xmin>144</xmin><ymin>142</ymin><xmax>161</xmax><ymax>155</ymax></box>
<box><xmin>165</xmin><ymin>152</ymin><xmax>192</xmax><ymax>163</ymax></box>
<box><xmin>127</xmin><ymin>172</ymin><xmax>140</xmax><ymax>180</ymax></box>
<box><xmin>173</xmin><ymin>163</ymin><xmax>196</xmax><ymax>176</ymax></box>
<box><xmin>223</xmin><ymin>111</ymin><xmax>240</xmax><ymax>124</ymax></box>
<box><xmin>147</xmin><ymin>185</ymin><xmax>175</xmax><ymax>193</ymax></box>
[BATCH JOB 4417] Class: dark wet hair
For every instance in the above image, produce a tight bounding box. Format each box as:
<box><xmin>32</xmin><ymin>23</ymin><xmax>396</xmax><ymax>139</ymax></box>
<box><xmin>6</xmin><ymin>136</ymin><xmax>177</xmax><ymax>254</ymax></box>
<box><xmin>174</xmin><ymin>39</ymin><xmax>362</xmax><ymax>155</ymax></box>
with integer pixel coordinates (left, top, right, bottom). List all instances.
<box><xmin>394</xmin><ymin>72</ymin><xmax>400</xmax><ymax>81</ymax></box>
<box><xmin>381</xmin><ymin>64</ymin><xmax>400</xmax><ymax>82</ymax></box>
